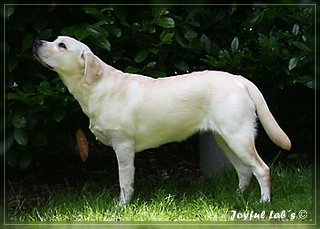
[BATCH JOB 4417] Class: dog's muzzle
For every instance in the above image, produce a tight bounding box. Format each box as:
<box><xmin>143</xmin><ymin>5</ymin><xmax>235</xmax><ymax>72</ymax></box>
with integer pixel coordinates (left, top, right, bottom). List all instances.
<box><xmin>33</xmin><ymin>40</ymin><xmax>43</xmax><ymax>58</ymax></box>
<box><xmin>33</xmin><ymin>40</ymin><xmax>54</xmax><ymax>70</ymax></box>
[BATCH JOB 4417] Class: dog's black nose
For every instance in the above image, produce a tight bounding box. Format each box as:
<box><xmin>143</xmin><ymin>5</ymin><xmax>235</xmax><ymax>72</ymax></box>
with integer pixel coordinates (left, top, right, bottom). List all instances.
<box><xmin>33</xmin><ymin>40</ymin><xmax>43</xmax><ymax>47</ymax></box>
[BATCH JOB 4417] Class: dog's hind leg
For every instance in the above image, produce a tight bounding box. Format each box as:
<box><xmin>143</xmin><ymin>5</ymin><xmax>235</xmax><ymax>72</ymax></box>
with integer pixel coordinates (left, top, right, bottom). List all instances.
<box><xmin>213</xmin><ymin>132</ymin><xmax>253</xmax><ymax>193</ymax></box>
<box><xmin>221</xmin><ymin>130</ymin><xmax>271</xmax><ymax>202</ymax></box>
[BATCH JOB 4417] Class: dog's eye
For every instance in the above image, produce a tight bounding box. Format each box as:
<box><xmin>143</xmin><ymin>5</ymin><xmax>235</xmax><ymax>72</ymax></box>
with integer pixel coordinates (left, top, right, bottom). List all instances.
<box><xmin>58</xmin><ymin>42</ymin><xmax>67</xmax><ymax>49</ymax></box>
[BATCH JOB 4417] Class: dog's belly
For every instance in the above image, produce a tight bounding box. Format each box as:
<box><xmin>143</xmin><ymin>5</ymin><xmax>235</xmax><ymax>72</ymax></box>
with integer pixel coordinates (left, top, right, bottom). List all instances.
<box><xmin>90</xmin><ymin>124</ymin><xmax>198</xmax><ymax>153</ymax></box>
<box><xmin>89</xmin><ymin>110</ymin><xmax>211</xmax><ymax>153</ymax></box>
<box><xmin>133</xmin><ymin>124</ymin><xmax>199</xmax><ymax>152</ymax></box>
<box><xmin>133</xmin><ymin>110</ymin><xmax>214</xmax><ymax>152</ymax></box>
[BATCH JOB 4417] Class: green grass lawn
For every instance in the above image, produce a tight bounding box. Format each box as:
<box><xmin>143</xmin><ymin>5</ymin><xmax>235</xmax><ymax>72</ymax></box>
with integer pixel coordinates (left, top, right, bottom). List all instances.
<box><xmin>7</xmin><ymin>164</ymin><xmax>314</xmax><ymax>224</ymax></box>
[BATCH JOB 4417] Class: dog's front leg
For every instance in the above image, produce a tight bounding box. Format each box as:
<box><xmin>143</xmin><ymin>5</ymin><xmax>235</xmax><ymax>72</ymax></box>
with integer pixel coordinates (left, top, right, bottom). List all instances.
<box><xmin>113</xmin><ymin>141</ymin><xmax>135</xmax><ymax>206</ymax></box>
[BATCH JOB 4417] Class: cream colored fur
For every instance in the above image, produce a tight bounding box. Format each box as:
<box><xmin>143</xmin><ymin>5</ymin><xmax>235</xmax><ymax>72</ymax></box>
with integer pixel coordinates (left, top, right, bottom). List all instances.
<box><xmin>33</xmin><ymin>36</ymin><xmax>291</xmax><ymax>205</ymax></box>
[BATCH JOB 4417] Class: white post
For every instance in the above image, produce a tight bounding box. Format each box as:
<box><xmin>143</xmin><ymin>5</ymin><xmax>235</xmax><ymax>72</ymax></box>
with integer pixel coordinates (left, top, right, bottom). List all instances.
<box><xmin>199</xmin><ymin>132</ymin><xmax>232</xmax><ymax>175</ymax></box>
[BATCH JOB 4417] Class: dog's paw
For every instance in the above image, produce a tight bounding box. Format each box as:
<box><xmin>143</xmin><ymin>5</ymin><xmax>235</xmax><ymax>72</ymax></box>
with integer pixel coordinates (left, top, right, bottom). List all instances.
<box><xmin>260</xmin><ymin>194</ymin><xmax>271</xmax><ymax>203</ymax></box>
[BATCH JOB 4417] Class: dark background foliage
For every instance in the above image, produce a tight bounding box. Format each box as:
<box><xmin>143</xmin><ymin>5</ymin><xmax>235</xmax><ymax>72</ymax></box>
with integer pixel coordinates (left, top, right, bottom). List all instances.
<box><xmin>4</xmin><ymin>4</ymin><xmax>315</xmax><ymax>170</ymax></box>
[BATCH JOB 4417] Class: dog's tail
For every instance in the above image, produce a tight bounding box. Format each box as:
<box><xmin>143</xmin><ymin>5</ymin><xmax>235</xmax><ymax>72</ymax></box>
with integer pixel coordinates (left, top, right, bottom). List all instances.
<box><xmin>244</xmin><ymin>78</ymin><xmax>291</xmax><ymax>150</ymax></box>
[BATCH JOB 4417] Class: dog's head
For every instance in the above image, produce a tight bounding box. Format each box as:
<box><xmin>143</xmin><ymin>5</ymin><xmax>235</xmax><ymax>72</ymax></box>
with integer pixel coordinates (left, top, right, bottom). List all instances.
<box><xmin>33</xmin><ymin>36</ymin><xmax>102</xmax><ymax>85</ymax></box>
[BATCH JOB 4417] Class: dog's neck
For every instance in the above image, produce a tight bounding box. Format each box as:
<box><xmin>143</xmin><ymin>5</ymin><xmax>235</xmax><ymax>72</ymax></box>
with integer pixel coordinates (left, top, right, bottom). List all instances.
<box><xmin>58</xmin><ymin>71</ymin><xmax>93</xmax><ymax>115</ymax></box>
<box><xmin>57</xmin><ymin>64</ymin><xmax>122</xmax><ymax>116</ymax></box>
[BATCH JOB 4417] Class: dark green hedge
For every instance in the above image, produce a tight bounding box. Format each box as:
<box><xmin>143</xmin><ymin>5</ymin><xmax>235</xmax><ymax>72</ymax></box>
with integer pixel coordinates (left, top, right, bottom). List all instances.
<box><xmin>4</xmin><ymin>5</ymin><xmax>315</xmax><ymax>169</ymax></box>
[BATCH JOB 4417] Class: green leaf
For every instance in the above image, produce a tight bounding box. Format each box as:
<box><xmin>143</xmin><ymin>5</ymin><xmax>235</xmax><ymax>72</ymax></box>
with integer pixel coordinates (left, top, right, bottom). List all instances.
<box><xmin>288</xmin><ymin>57</ymin><xmax>298</xmax><ymax>71</ymax></box>
<box><xmin>124</xmin><ymin>66</ymin><xmax>140</xmax><ymax>74</ymax></box>
<box><xmin>145</xmin><ymin>70</ymin><xmax>166</xmax><ymax>78</ymax></box>
<box><xmin>306</xmin><ymin>80</ymin><xmax>315</xmax><ymax>89</ymax></box>
<box><xmin>75</xmin><ymin>27</ymin><xmax>91</xmax><ymax>40</ymax></box>
<box><xmin>91</xmin><ymin>36</ymin><xmax>111</xmax><ymax>51</ymax></box>
<box><xmin>149</xmin><ymin>47</ymin><xmax>159</xmax><ymax>54</ymax></box>
<box><xmin>110</xmin><ymin>26</ymin><xmax>122</xmax><ymax>38</ymax></box>
<box><xmin>14</xmin><ymin>128</ymin><xmax>28</xmax><ymax>146</ymax></box>
<box><xmin>156</xmin><ymin>17</ymin><xmax>175</xmax><ymax>28</ymax></box>
<box><xmin>292</xmin><ymin>75</ymin><xmax>313</xmax><ymax>85</ymax></box>
<box><xmin>251</xmin><ymin>10</ymin><xmax>264</xmax><ymax>25</ymax></box>
<box><xmin>87</xmin><ymin>27</ymin><xmax>100</xmax><ymax>37</ymax></box>
<box><xmin>61</xmin><ymin>26</ymin><xmax>77</xmax><ymax>37</ymax></box>
<box><xmin>200</xmin><ymin>34</ymin><xmax>211</xmax><ymax>54</ymax></box>
<box><xmin>143</xmin><ymin>61</ymin><xmax>157</xmax><ymax>69</ymax></box>
<box><xmin>219</xmin><ymin>49</ymin><xmax>231</xmax><ymax>61</ymax></box>
<box><xmin>152</xmin><ymin>7</ymin><xmax>169</xmax><ymax>17</ymax></box>
<box><xmin>269</xmin><ymin>36</ymin><xmax>279</xmax><ymax>48</ymax></box>
<box><xmin>292</xmin><ymin>23</ymin><xmax>299</xmax><ymax>35</ymax></box>
<box><xmin>160</xmin><ymin>30</ymin><xmax>174</xmax><ymax>44</ymax></box>
<box><xmin>93</xmin><ymin>19</ymin><xmax>115</xmax><ymax>27</ymax></box>
<box><xmin>182</xmin><ymin>26</ymin><xmax>197</xmax><ymax>42</ymax></box>
<box><xmin>200</xmin><ymin>55</ymin><xmax>216</xmax><ymax>67</ymax></box>
<box><xmin>231</xmin><ymin>37</ymin><xmax>239</xmax><ymax>53</ymax></box>
<box><xmin>83</xmin><ymin>7</ymin><xmax>101</xmax><ymax>16</ymax></box>
<box><xmin>292</xmin><ymin>41</ymin><xmax>312</xmax><ymax>53</ymax></box>
<box><xmin>12</xmin><ymin>115</ymin><xmax>27</xmax><ymax>128</ymax></box>
<box><xmin>258</xmin><ymin>34</ymin><xmax>269</xmax><ymax>50</ymax></box>
<box><xmin>174</xmin><ymin>29</ymin><xmax>189</xmax><ymax>49</ymax></box>
<box><xmin>134</xmin><ymin>50</ymin><xmax>149</xmax><ymax>63</ymax></box>
<box><xmin>98</xmin><ymin>38</ymin><xmax>111</xmax><ymax>51</ymax></box>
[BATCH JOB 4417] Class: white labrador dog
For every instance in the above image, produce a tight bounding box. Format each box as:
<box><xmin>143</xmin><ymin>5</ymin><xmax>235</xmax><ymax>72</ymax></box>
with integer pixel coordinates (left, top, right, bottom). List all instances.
<box><xmin>33</xmin><ymin>36</ymin><xmax>291</xmax><ymax>205</ymax></box>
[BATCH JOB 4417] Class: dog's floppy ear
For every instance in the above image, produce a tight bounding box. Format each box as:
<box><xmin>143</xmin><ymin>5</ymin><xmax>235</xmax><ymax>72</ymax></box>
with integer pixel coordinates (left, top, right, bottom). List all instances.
<box><xmin>82</xmin><ymin>51</ymin><xmax>103</xmax><ymax>85</ymax></box>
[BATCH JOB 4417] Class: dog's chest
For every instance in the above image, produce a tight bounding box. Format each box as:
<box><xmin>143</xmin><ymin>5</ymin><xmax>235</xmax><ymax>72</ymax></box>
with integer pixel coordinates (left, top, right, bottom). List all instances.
<box><xmin>89</xmin><ymin>122</ymin><xmax>112</xmax><ymax>146</ymax></box>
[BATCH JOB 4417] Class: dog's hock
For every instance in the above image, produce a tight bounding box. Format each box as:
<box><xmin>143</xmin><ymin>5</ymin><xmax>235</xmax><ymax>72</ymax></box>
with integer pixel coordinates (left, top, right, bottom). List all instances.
<box><xmin>83</xmin><ymin>52</ymin><xmax>103</xmax><ymax>85</ymax></box>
